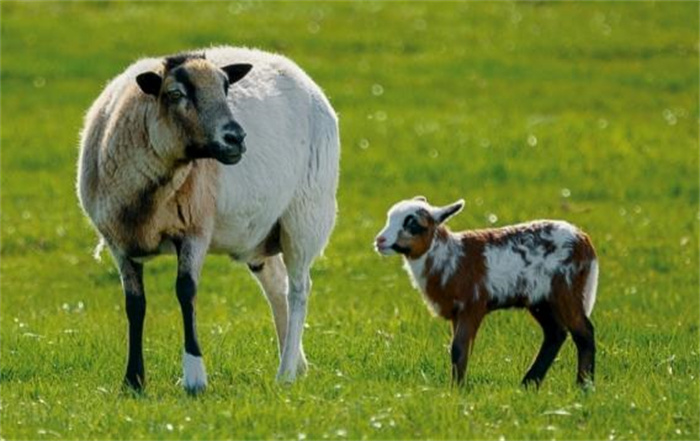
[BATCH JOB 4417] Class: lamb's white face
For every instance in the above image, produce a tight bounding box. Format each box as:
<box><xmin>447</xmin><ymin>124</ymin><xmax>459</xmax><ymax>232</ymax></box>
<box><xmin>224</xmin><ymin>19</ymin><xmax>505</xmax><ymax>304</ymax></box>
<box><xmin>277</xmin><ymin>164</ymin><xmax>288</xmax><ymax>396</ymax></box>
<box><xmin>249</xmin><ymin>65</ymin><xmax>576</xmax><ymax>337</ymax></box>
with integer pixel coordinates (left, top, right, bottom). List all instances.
<box><xmin>375</xmin><ymin>199</ymin><xmax>433</xmax><ymax>256</ymax></box>
<box><xmin>374</xmin><ymin>197</ymin><xmax>466</xmax><ymax>258</ymax></box>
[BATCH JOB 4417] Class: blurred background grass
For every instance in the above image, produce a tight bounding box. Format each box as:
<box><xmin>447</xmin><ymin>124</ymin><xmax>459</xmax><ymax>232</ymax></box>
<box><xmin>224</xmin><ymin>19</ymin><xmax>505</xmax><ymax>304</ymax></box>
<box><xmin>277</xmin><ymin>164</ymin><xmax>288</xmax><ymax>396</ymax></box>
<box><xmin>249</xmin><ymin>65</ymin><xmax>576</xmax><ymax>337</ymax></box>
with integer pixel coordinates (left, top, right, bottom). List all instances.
<box><xmin>1</xmin><ymin>2</ymin><xmax>698</xmax><ymax>440</ymax></box>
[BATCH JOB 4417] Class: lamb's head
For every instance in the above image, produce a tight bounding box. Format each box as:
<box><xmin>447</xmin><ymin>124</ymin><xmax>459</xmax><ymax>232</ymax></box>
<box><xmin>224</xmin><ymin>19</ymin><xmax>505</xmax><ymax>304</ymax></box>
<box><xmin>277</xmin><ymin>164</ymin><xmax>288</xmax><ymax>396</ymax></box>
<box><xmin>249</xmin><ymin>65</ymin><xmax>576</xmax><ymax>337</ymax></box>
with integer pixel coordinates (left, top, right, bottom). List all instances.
<box><xmin>375</xmin><ymin>196</ymin><xmax>465</xmax><ymax>259</ymax></box>
<box><xmin>136</xmin><ymin>52</ymin><xmax>252</xmax><ymax>165</ymax></box>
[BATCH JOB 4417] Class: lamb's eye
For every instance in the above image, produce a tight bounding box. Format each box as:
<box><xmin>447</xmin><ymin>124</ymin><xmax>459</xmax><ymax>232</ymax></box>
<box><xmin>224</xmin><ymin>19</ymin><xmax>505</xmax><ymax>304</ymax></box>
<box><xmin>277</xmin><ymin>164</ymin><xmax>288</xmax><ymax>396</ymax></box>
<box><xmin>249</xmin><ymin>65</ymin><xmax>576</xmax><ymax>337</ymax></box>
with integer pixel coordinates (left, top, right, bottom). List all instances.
<box><xmin>404</xmin><ymin>215</ymin><xmax>425</xmax><ymax>235</ymax></box>
<box><xmin>167</xmin><ymin>90</ymin><xmax>184</xmax><ymax>101</ymax></box>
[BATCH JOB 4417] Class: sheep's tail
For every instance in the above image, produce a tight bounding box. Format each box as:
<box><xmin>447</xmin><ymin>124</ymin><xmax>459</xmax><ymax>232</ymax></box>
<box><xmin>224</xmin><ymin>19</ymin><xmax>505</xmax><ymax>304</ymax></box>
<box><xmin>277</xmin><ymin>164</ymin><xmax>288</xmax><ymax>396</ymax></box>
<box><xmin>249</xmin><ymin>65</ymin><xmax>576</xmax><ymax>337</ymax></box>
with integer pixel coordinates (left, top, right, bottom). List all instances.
<box><xmin>582</xmin><ymin>259</ymin><xmax>598</xmax><ymax>317</ymax></box>
<box><xmin>93</xmin><ymin>237</ymin><xmax>106</xmax><ymax>262</ymax></box>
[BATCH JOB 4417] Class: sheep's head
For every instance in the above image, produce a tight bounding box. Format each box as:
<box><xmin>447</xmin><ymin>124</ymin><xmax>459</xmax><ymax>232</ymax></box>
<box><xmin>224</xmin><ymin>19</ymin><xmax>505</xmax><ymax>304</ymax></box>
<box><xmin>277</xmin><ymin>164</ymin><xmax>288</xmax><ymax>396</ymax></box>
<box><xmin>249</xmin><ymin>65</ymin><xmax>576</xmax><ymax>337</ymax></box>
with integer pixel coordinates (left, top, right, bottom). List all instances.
<box><xmin>375</xmin><ymin>196</ymin><xmax>464</xmax><ymax>259</ymax></box>
<box><xmin>136</xmin><ymin>53</ymin><xmax>252</xmax><ymax>165</ymax></box>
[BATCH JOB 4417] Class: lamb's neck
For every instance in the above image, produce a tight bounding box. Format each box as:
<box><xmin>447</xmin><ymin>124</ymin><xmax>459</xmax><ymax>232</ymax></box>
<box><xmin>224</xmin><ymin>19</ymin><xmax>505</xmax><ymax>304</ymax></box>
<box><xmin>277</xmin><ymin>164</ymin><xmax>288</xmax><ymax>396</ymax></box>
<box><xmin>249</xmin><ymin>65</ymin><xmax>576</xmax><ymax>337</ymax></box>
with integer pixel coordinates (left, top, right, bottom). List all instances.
<box><xmin>404</xmin><ymin>227</ymin><xmax>464</xmax><ymax>292</ymax></box>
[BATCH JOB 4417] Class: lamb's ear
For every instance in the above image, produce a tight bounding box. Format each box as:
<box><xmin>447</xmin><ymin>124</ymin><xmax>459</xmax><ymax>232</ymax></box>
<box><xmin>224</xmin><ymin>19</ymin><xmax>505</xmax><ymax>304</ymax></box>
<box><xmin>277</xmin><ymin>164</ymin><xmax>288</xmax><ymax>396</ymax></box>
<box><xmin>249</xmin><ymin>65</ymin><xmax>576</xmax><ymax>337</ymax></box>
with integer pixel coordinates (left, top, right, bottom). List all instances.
<box><xmin>136</xmin><ymin>72</ymin><xmax>162</xmax><ymax>97</ymax></box>
<box><xmin>413</xmin><ymin>195</ymin><xmax>427</xmax><ymax>202</ymax></box>
<box><xmin>432</xmin><ymin>199</ymin><xmax>465</xmax><ymax>224</ymax></box>
<box><xmin>222</xmin><ymin>63</ymin><xmax>253</xmax><ymax>84</ymax></box>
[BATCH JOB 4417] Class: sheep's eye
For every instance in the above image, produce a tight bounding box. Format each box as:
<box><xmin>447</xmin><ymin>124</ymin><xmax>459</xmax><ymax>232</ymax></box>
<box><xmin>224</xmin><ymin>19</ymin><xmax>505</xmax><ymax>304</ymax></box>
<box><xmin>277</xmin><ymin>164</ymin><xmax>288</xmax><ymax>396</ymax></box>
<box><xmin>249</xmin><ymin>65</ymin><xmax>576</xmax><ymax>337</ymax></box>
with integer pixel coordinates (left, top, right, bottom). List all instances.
<box><xmin>167</xmin><ymin>90</ymin><xmax>184</xmax><ymax>101</ymax></box>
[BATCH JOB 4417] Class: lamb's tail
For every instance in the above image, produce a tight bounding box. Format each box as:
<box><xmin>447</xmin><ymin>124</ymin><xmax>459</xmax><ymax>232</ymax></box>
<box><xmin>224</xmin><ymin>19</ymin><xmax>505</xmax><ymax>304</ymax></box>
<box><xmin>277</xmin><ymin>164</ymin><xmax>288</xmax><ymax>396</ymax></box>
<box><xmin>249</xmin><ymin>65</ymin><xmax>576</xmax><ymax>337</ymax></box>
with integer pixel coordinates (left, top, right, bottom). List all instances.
<box><xmin>582</xmin><ymin>259</ymin><xmax>598</xmax><ymax>317</ymax></box>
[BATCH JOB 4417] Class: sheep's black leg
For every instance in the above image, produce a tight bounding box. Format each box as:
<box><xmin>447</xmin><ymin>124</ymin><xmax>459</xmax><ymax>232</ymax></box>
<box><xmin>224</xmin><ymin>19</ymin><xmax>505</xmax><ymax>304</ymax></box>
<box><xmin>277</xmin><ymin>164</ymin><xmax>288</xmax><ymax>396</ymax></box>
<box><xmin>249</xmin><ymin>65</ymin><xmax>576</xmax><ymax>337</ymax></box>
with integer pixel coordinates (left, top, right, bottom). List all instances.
<box><xmin>176</xmin><ymin>273</ymin><xmax>202</xmax><ymax>356</ymax></box>
<box><xmin>522</xmin><ymin>303</ymin><xmax>567</xmax><ymax>387</ymax></box>
<box><xmin>175</xmin><ymin>237</ymin><xmax>208</xmax><ymax>393</ymax></box>
<box><xmin>118</xmin><ymin>257</ymin><xmax>146</xmax><ymax>391</ymax></box>
<box><xmin>570</xmin><ymin>316</ymin><xmax>595</xmax><ymax>386</ymax></box>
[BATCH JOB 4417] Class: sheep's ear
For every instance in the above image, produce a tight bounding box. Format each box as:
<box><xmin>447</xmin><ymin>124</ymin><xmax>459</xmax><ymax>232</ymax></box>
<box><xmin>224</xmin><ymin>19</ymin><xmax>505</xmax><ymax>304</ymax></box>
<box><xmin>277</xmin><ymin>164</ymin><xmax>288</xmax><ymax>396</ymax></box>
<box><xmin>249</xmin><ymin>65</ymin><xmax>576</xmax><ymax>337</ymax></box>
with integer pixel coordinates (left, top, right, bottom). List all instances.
<box><xmin>433</xmin><ymin>199</ymin><xmax>465</xmax><ymax>224</ymax></box>
<box><xmin>413</xmin><ymin>195</ymin><xmax>427</xmax><ymax>202</ymax></box>
<box><xmin>136</xmin><ymin>72</ymin><xmax>162</xmax><ymax>97</ymax></box>
<box><xmin>222</xmin><ymin>63</ymin><xmax>253</xmax><ymax>84</ymax></box>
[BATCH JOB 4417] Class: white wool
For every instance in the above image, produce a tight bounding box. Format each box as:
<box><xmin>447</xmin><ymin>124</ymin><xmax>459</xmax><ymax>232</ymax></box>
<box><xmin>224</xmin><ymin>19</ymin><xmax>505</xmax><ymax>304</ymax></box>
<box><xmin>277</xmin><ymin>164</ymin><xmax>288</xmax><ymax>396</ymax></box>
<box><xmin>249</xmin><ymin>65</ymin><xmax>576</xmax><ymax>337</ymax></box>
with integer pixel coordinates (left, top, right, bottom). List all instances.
<box><xmin>403</xmin><ymin>253</ymin><xmax>441</xmax><ymax>316</ymax></box>
<box><xmin>429</xmin><ymin>233</ymin><xmax>464</xmax><ymax>287</ymax></box>
<box><xmin>484</xmin><ymin>221</ymin><xmax>579</xmax><ymax>305</ymax></box>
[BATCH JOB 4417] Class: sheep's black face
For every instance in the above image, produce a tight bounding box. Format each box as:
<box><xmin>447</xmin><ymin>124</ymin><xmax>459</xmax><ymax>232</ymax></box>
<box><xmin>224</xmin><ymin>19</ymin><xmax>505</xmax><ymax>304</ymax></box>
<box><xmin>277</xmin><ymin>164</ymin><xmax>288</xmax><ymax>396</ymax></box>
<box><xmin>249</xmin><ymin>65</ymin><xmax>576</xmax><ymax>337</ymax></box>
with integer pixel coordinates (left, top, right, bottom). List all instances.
<box><xmin>375</xmin><ymin>197</ymin><xmax>465</xmax><ymax>259</ymax></box>
<box><xmin>136</xmin><ymin>54</ymin><xmax>252</xmax><ymax>165</ymax></box>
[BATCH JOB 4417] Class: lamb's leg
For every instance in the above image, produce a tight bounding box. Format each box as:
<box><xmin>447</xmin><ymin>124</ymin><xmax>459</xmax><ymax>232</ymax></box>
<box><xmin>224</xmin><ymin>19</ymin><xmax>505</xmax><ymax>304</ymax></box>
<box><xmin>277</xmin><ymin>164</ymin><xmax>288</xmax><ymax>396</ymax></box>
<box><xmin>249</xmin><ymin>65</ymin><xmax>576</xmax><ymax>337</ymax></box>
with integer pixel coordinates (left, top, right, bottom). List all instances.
<box><xmin>451</xmin><ymin>311</ymin><xmax>484</xmax><ymax>386</ymax></box>
<box><xmin>522</xmin><ymin>303</ymin><xmax>567</xmax><ymax>387</ymax></box>
<box><xmin>117</xmin><ymin>256</ymin><xmax>146</xmax><ymax>391</ymax></box>
<box><xmin>570</xmin><ymin>316</ymin><xmax>595</xmax><ymax>386</ymax></box>
<box><xmin>550</xmin><ymin>274</ymin><xmax>596</xmax><ymax>387</ymax></box>
<box><xmin>175</xmin><ymin>236</ymin><xmax>209</xmax><ymax>394</ymax></box>
<box><xmin>248</xmin><ymin>254</ymin><xmax>290</xmax><ymax>361</ymax></box>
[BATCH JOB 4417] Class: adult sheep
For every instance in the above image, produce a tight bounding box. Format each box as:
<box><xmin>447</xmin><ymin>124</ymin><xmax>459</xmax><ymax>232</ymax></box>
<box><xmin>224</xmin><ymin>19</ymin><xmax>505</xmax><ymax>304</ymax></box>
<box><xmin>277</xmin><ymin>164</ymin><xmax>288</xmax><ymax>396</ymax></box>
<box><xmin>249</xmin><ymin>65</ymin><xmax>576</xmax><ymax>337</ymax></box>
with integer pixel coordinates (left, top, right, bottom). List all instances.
<box><xmin>76</xmin><ymin>46</ymin><xmax>340</xmax><ymax>393</ymax></box>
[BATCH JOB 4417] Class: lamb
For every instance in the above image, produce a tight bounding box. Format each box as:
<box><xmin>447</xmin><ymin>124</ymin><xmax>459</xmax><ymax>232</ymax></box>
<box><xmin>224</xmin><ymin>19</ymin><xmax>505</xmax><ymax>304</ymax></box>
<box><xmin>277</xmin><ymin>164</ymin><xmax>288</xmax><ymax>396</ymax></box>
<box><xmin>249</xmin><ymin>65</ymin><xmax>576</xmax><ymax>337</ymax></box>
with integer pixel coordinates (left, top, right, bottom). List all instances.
<box><xmin>77</xmin><ymin>47</ymin><xmax>340</xmax><ymax>393</ymax></box>
<box><xmin>374</xmin><ymin>196</ymin><xmax>598</xmax><ymax>387</ymax></box>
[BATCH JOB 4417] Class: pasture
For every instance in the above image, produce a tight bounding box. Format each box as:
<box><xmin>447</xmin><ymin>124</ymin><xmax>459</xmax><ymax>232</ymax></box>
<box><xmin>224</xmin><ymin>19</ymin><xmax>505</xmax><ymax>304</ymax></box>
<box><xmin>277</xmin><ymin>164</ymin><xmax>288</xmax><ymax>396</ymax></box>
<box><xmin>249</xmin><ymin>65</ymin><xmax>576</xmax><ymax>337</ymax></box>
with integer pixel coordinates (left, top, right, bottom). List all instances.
<box><xmin>1</xmin><ymin>1</ymin><xmax>698</xmax><ymax>440</ymax></box>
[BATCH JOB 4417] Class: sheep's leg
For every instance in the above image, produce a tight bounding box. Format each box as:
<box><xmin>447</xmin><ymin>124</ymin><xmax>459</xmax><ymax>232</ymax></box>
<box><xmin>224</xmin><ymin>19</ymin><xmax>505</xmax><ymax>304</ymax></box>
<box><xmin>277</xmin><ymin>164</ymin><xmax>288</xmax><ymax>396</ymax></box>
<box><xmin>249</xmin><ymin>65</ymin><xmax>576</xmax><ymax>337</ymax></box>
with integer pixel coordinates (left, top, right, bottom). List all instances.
<box><xmin>175</xmin><ymin>237</ymin><xmax>209</xmax><ymax>393</ymax></box>
<box><xmin>570</xmin><ymin>316</ymin><xmax>595</xmax><ymax>386</ymax></box>
<box><xmin>248</xmin><ymin>254</ymin><xmax>289</xmax><ymax>360</ymax></box>
<box><xmin>276</xmin><ymin>262</ymin><xmax>310</xmax><ymax>383</ymax></box>
<box><xmin>451</xmin><ymin>311</ymin><xmax>484</xmax><ymax>386</ymax></box>
<box><xmin>522</xmin><ymin>303</ymin><xmax>568</xmax><ymax>387</ymax></box>
<box><xmin>274</xmin><ymin>187</ymin><xmax>336</xmax><ymax>383</ymax></box>
<box><xmin>117</xmin><ymin>256</ymin><xmax>146</xmax><ymax>391</ymax></box>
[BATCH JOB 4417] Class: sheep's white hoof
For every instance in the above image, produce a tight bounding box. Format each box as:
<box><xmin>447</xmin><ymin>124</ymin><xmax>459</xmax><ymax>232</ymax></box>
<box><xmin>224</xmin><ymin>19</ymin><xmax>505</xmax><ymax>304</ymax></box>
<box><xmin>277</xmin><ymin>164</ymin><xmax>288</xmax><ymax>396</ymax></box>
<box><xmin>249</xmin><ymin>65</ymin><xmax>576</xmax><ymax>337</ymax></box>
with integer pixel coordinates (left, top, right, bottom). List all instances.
<box><xmin>182</xmin><ymin>352</ymin><xmax>207</xmax><ymax>394</ymax></box>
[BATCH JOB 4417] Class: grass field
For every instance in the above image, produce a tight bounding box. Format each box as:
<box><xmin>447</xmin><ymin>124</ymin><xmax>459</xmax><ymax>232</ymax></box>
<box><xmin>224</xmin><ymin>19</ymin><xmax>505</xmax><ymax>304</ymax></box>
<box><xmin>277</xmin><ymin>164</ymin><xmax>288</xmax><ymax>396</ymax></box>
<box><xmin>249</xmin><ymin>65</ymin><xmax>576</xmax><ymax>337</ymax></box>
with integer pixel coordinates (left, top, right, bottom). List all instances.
<box><xmin>1</xmin><ymin>1</ymin><xmax>699</xmax><ymax>440</ymax></box>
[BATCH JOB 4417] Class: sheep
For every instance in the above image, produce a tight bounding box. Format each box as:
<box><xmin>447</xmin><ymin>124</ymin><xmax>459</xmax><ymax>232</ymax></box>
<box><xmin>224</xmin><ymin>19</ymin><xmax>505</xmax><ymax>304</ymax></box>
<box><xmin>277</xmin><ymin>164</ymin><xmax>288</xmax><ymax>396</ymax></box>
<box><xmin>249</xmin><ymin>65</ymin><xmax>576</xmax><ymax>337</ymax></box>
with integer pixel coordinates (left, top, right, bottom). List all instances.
<box><xmin>374</xmin><ymin>196</ymin><xmax>598</xmax><ymax>387</ymax></box>
<box><xmin>76</xmin><ymin>46</ymin><xmax>340</xmax><ymax>393</ymax></box>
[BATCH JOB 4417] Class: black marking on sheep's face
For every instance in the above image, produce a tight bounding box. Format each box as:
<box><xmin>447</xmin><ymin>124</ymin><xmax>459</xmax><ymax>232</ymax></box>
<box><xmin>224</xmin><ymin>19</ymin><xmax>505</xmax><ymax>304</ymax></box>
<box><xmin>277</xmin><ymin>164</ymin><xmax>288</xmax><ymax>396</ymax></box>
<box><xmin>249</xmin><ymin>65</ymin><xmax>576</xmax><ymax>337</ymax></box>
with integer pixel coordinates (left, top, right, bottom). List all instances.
<box><xmin>172</xmin><ymin>68</ymin><xmax>199</xmax><ymax>109</ymax></box>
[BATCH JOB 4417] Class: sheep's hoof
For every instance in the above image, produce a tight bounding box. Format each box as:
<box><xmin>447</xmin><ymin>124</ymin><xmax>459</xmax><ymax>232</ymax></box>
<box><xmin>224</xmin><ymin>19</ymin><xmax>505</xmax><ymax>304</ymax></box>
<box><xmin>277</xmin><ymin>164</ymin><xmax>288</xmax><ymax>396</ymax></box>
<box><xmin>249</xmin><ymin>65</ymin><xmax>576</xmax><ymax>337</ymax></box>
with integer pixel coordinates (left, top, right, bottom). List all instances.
<box><xmin>122</xmin><ymin>374</ymin><xmax>145</xmax><ymax>394</ymax></box>
<box><xmin>184</xmin><ymin>382</ymin><xmax>206</xmax><ymax>396</ymax></box>
<box><xmin>578</xmin><ymin>378</ymin><xmax>595</xmax><ymax>392</ymax></box>
<box><xmin>521</xmin><ymin>377</ymin><xmax>542</xmax><ymax>389</ymax></box>
<box><xmin>275</xmin><ymin>369</ymin><xmax>297</xmax><ymax>384</ymax></box>
<box><xmin>182</xmin><ymin>353</ymin><xmax>208</xmax><ymax>394</ymax></box>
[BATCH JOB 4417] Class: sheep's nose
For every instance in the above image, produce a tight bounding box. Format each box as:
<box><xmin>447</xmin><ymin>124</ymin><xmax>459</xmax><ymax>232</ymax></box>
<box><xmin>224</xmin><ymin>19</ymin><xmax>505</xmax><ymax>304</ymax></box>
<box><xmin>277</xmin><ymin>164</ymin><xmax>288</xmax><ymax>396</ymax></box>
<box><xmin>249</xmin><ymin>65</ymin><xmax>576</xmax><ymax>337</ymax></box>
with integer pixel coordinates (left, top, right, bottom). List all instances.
<box><xmin>223</xmin><ymin>131</ymin><xmax>245</xmax><ymax>146</ymax></box>
<box><xmin>375</xmin><ymin>236</ymin><xmax>387</xmax><ymax>245</ymax></box>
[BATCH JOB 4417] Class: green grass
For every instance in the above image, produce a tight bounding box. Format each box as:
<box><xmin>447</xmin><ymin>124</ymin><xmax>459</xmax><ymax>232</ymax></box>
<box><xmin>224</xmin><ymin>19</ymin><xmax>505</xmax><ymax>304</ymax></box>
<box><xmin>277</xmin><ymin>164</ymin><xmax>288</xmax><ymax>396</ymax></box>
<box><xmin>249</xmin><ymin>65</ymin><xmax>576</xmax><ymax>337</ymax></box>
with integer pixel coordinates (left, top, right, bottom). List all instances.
<box><xmin>1</xmin><ymin>1</ymin><xmax>698</xmax><ymax>440</ymax></box>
